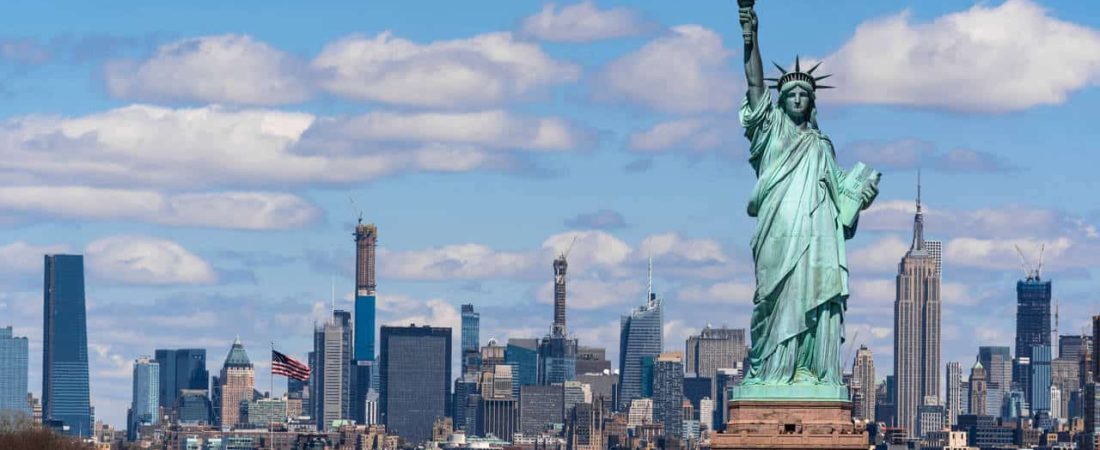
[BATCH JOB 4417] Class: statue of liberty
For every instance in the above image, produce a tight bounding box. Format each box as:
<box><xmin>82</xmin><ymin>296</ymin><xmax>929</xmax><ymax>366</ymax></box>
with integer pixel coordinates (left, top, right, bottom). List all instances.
<box><xmin>736</xmin><ymin>0</ymin><xmax>880</xmax><ymax>395</ymax></box>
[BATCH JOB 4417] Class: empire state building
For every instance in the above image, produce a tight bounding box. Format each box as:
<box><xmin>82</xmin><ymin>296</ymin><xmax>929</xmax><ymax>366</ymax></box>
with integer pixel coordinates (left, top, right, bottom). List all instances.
<box><xmin>893</xmin><ymin>179</ymin><xmax>942</xmax><ymax>435</ymax></box>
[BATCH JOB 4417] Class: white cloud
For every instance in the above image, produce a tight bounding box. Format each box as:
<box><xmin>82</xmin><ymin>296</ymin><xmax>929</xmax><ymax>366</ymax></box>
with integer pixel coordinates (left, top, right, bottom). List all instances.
<box><xmin>311</xmin><ymin>110</ymin><xmax>589</xmax><ymax>151</ymax></box>
<box><xmin>537</xmin><ymin>277</ymin><xmax>644</xmax><ymax>310</ymax></box>
<box><xmin>85</xmin><ymin>235</ymin><xmax>217</xmax><ymax>285</ymax></box>
<box><xmin>519</xmin><ymin>1</ymin><xmax>652</xmax><ymax>42</ymax></box>
<box><xmin>105</xmin><ymin>34</ymin><xmax>310</xmax><ymax>105</ymax></box>
<box><xmin>543</xmin><ymin>230</ymin><xmax>633</xmax><ymax>271</ymax></box>
<box><xmin>944</xmin><ymin>237</ymin><xmax>1072</xmax><ymax>271</ymax></box>
<box><xmin>627</xmin><ymin>116</ymin><xmax>737</xmax><ymax>154</ymax></box>
<box><xmin>848</xmin><ymin>235</ymin><xmax>910</xmax><ymax>274</ymax></box>
<box><xmin>861</xmin><ymin>201</ymin><xmax>1094</xmax><ymax>240</ymax></box>
<box><xmin>678</xmin><ymin>281</ymin><xmax>755</xmax><ymax>304</ymax></box>
<box><xmin>0</xmin><ymin>105</ymin><xmax>588</xmax><ymax>190</ymax></box>
<box><xmin>824</xmin><ymin>0</ymin><xmax>1100</xmax><ymax>112</ymax></box>
<box><xmin>593</xmin><ymin>25</ymin><xmax>739</xmax><ymax>114</ymax></box>
<box><xmin>312</xmin><ymin>31</ymin><xmax>579</xmax><ymax>108</ymax></box>
<box><xmin>381</xmin><ymin>244</ymin><xmax>536</xmax><ymax>280</ymax></box>
<box><xmin>0</xmin><ymin>186</ymin><xmax>320</xmax><ymax>229</ymax></box>
<box><xmin>0</xmin><ymin>241</ymin><xmax>71</xmax><ymax>273</ymax></box>
<box><xmin>639</xmin><ymin>232</ymin><xmax>727</xmax><ymax>265</ymax></box>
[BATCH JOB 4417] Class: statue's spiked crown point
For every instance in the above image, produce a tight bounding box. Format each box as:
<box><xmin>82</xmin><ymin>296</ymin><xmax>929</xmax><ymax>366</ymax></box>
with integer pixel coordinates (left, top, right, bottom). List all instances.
<box><xmin>766</xmin><ymin>56</ymin><xmax>833</xmax><ymax>91</ymax></box>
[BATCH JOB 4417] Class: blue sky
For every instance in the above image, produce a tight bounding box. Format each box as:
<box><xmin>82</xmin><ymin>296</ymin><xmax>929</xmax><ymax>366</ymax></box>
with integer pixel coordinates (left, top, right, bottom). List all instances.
<box><xmin>1</xmin><ymin>0</ymin><xmax>1100</xmax><ymax>427</ymax></box>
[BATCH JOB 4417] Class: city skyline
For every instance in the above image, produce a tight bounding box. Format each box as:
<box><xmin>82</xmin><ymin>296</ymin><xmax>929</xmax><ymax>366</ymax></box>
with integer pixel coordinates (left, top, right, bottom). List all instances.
<box><xmin>0</xmin><ymin>0</ymin><xmax>1099</xmax><ymax>430</ymax></box>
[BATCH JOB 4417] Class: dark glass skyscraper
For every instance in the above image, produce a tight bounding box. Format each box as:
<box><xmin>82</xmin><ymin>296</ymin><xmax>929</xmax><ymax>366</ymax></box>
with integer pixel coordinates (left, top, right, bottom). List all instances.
<box><xmin>154</xmin><ymin>349</ymin><xmax>208</xmax><ymax>411</ymax></box>
<box><xmin>461</xmin><ymin>304</ymin><xmax>480</xmax><ymax>376</ymax></box>
<box><xmin>42</xmin><ymin>254</ymin><xmax>91</xmax><ymax>437</ymax></box>
<box><xmin>1016</xmin><ymin>275</ymin><xmax>1052</xmax><ymax>412</ymax></box>
<box><xmin>380</xmin><ymin>325</ymin><xmax>451</xmax><ymax>445</ymax></box>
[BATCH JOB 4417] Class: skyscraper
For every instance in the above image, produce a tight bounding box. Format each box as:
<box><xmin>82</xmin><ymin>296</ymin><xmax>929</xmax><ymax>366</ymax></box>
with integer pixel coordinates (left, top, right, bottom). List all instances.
<box><xmin>969</xmin><ymin>360</ymin><xmax>987</xmax><ymax>415</ymax></box>
<box><xmin>946</xmin><ymin>362</ymin><xmax>962</xmax><ymax>425</ymax></box>
<box><xmin>978</xmin><ymin>346</ymin><xmax>1013</xmax><ymax>416</ymax></box>
<box><xmin>42</xmin><ymin>254</ymin><xmax>92</xmax><ymax>437</ymax></box>
<box><xmin>652</xmin><ymin>352</ymin><xmax>684</xmax><ymax>441</ymax></box>
<box><xmin>852</xmin><ymin>345</ymin><xmax>876</xmax><ymax>422</ymax></box>
<box><xmin>506</xmin><ymin>339</ymin><xmax>539</xmax><ymax>390</ymax></box>
<box><xmin>380</xmin><ymin>325</ymin><xmax>451</xmax><ymax>446</ymax></box>
<box><xmin>354</xmin><ymin>220</ymin><xmax>377</xmax><ymax>362</ymax></box>
<box><xmin>154</xmin><ymin>349</ymin><xmax>208</xmax><ymax>412</ymax></box>
<box><xmin>128</xmin><ymin>357</ymin><xmax>159</xmax><ymax>441</ymax></box>
<box><xmin>0</xmin><ymin>326</ymin><xmax>30</xmax><ymax>416</ymax></box>
<box><xmin>462</xmin><ymin>304</ymin><xmax>480</xmax><ymax>376</ymax></box>
<box><xmin>539</xmin><ymin>253</ymin><xmax>577</xmax><ymax>385</ymax></box>
<box><xmin>313</xmin><ymin>311</ymin><xmax>351</xmax><ymax>429</ymax></box>
<box><xmin>893</xmin><ymin>182</ymin><xmax>941</xmax><ymax>433</ymax></box>
<box><xmin>217</xmin><ymin>337</ymin><xmax>254</xmax><ymax>429</ymax></box>
<box><xmin>1015</xmin><ymin>273</ymin><xmax>1052</xmax><ymax>412</ymax></box>
<box><xmin>618</xmin><ymin>290</ymin><xmax>663</xmax><ymax>411</ymax></box>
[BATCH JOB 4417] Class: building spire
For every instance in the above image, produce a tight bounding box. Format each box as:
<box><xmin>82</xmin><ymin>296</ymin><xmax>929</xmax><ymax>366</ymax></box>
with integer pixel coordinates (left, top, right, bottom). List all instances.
<box><xmin>911</xmin><ymin>170</ymin><xmax>925</xmax><ymax>250</ymax></box>
<box><xmin>647</xmin><ymin>256</ymin><xmax>653</xmax><ymax>302</ymax></box>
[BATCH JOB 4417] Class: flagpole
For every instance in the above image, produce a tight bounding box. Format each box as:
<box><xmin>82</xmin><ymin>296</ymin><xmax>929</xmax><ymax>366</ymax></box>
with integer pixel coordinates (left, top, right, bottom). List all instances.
<box><xmin>270</xmin><ymin>341</ymin><xmax>275</xmax><ymax>450</ymax></box>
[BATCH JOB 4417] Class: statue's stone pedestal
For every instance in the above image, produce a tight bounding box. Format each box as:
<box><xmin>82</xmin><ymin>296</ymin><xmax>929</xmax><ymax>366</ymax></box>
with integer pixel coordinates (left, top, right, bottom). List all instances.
<box><xmin>710</xmin><ymin>400</ymin><xmax>868</xmax><ymax>450</ymax></box>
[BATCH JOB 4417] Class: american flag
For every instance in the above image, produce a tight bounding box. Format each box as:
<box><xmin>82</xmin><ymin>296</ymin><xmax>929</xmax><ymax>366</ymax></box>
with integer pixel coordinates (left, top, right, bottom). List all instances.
<box><xmin>272</xmin><ymin>349</ymin><xmax>310</xmax><ymax>382</ymax></box>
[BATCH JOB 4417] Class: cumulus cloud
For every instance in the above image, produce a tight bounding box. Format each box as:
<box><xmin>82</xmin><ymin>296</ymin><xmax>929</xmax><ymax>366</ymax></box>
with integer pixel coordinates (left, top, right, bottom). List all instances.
<box><xmin>843</xmin><ymin>139</ymin><xmax>1015</xmax><ymax>173</ymax></box>
<box><xmin>0</xmin><ymin>186</ymin><xmax>320</xmax><ymax>229</ymax></box>
<box><xmin>537</xmin><ymin>277</ymin><xmax>645</xmax><ymax>310</ymax></box>
<box><xmin>627</xmin><ymin>116</ymin><xmax>738</xmax><ymax>154</ymax></box>
<box><xmin>848</xmin><ymin>235</ymin><xmax>910</xmax><ymax>274</ymax></box>
<box><xmin>381</xmin><ymin>244</ymin><xmax>536</xmax><ymax>281</ymax></box>
<box><xmin>823</xmin><ymin>0</ymin><xmax>1100</xmax><ymax>112</ymax></box>
<box><xmin>519</xmin><ymin>1</ymin><xmax>653</xmax><ymax>42</ymax></box>
<box><xmin>105</xmin><ymin>34</ymin><xmax>310</xmax><ymax>105</ymax></box>
<box><xmin>593</xmin><ymin>25</ymin><xmax>739</xmax><ymax>114</ymax></box>
<box><xmin>307</xmin><ymin>110</ymin><xmax>591</xmax><ymax>152</ymax></box>
<box><xmin>0</xmin><ymin>105</ymin><xmax>589</xmax><ymax>190</ymax></box>
<box><xmin>564</xmin><ymin>209</ymin><xmax>627</xmax><ymax>230</ymax></box>
<box><xmin>543</xmin><ymin>230</ymin><xmax>633</xmax><ymax>271</ymax></box>
<box><xmin>0</xmin><ymin>241</ymin><xmax>71</xmax><ymax>274</ymax></box>
<box><xmin>312</xmin><ymin>31</ymin><xmax>579</xmax><ymax>108</ymax></box>
<box><xmin>85</xmin><ymin>235</ymin><xmax>217</xmax><ymax>285</ymax></box>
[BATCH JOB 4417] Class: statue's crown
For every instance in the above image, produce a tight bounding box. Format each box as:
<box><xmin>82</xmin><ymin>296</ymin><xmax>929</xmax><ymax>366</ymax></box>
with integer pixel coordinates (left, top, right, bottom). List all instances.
<box><xmin>766</xmin><ymin>56</ymin><xmax>833</xmax><ymax>92</ymax></box>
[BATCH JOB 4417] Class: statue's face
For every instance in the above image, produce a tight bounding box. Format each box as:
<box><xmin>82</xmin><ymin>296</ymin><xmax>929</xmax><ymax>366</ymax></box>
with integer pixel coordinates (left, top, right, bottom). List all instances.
<box><xmin>782</xmin><ymin>86</ymin><xmax>812</xmax><ymax>120</ymax></box>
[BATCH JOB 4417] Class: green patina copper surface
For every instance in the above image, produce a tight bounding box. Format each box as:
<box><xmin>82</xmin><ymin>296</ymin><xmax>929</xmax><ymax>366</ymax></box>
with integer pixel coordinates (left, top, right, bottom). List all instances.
<box><xmin>733</xmin><ymin>0</ymin><xmax>880</xmax><ymax>401</ymax></box>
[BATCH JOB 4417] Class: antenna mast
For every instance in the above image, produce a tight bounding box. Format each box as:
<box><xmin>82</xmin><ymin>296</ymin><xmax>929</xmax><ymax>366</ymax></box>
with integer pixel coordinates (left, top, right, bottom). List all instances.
<box><xmin>647</xmin><ymin>257</ymin><xmax>653</xmax><ymax>301</ymax></box>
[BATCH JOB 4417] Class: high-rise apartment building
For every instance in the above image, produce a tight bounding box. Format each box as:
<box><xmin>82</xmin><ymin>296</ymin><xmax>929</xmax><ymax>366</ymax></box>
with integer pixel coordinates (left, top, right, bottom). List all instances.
<box><xmin>946</xmin><ymin>362</ymin><xmax>962</xmax><ymax>426</ymax></box>
<box><xmin>313</xmin><ymin>311</ymin><xmax>351</xmax><ymax>429</ymax></box>
<box><xmin>380</xmin><ymin>325</ymin><xmax>451</xmax><ymax>446</ymax></box>
<box><xmin>0</xmin><ymin>326</ymin><xmax>29</xmax><ymax>416</ymax></box>
<box><xmin>128</xmin><ymin>357</ymin><xmax>159</xmax><ymax>441</ymax></box>
<box><xmin>685</xmin><ymin>325</ymin><xmax>746</xmax><ymax>379</ymax></box>
<box><xmin>462</xmin><ymin>304</ymin><xmax>480</xmax><ymax>376</ymax></box>
<box><xmin>893</xmin><ymin>185</ymin><xmax>941</xmax><ymax>433</ymax></box>
<box><xmin>618</xmin><ymin>291</ymin><xmax>663</xmax><ymax>411</ymax></box>
<box><xmin>154</xmin><ymin>349</ymin><xmax>208</xmax><ymax>412</ymax></box>
<box><xmin>576</xmin><ymin>346</ymin><xmax>611</xmax><ymax>375</ymax></box>
<box><xmin>539</xmin><ymin>253</ymin><xmax>578</xmax><ymax>385</ymax></box>
<box><xmin>42</xmin><ymin>254</ymin><xmax>92</xmax><ymax>437</ymax></box>
<box><xmin>354</xmin><ymin>221</ymin><xmax>378</xmax><ymax>361</ymax></box>
<box><xmin>216</xmin><ymin>337</ymin><xmax>254</xmax><ymax>429</ymax></box>
<box><xmin>653</xmin><ymin>352</ymin><xmax>684</xmax><ymax>440</ymax></box>
<box><xmin>852</xmin><ymin>345</ymin><xmax>876</xmax><ymax>422</ymax></box>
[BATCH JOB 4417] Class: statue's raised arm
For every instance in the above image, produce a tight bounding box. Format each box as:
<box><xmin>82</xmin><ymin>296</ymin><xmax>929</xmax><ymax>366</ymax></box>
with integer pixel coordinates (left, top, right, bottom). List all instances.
<box><xmin>739</xmin><ymin>0</ymin><xmax>765</xmax><ymax>110</ymax></box>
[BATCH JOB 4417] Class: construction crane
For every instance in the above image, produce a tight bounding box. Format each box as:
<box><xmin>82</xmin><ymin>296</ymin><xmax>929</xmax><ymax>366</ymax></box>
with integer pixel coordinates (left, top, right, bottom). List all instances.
<box><xmin>348</xmin><ymin>196</ymin><xmax>363</xmax><ymax>225</ymax></box>
<box><xmin>1014</xmin><ymin>243</ymin><xmax>1045</xmax><ymax>281</ymax></box>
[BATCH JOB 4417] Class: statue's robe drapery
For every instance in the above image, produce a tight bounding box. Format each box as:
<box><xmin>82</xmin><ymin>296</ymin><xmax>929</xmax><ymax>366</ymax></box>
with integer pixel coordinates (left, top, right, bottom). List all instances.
<box><xmin>740</xmin><ymin>90</ymin><xmax>850</xmax><ymax>386</ymax></box>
